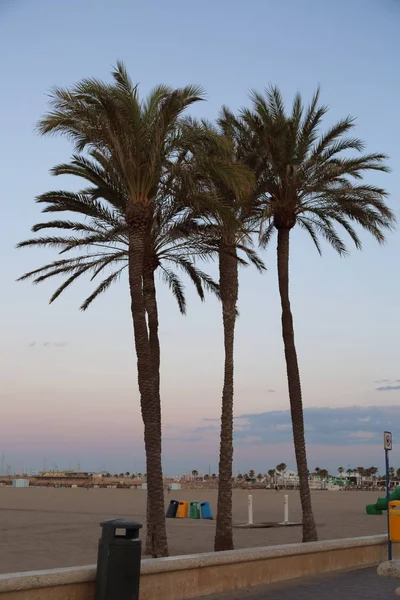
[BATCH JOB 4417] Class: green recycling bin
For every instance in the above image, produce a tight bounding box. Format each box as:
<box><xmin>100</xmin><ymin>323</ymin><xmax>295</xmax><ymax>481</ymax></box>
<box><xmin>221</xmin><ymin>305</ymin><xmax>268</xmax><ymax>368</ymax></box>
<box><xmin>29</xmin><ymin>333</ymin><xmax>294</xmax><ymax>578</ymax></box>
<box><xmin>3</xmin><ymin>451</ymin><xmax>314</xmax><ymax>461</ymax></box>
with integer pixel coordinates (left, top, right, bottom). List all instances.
<box><xmin>190</xmin><ymin>501</ymin><xmax>200</xmax><ymax>519</ymax></box>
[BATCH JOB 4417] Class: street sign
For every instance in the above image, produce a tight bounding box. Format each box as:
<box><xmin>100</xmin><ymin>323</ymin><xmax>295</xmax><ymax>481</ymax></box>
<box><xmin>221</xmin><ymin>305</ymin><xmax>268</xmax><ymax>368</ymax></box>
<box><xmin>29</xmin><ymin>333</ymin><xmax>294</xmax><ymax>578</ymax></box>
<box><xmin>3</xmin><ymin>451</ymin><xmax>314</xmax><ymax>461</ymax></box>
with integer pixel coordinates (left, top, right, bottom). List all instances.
<box><xmin>384</xmin><ymin>431</ymin><xmax>392</xmax><ymax>451</ymax></box>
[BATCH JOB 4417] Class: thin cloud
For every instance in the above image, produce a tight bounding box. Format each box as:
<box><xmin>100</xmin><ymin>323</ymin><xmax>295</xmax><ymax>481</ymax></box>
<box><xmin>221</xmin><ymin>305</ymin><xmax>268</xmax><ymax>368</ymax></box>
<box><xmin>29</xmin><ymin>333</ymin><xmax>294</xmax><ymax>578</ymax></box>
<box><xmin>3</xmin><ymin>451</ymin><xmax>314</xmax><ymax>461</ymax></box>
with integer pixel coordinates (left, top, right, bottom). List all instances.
<box><xmin>28</xmin><ymin>341</ymin><xmax>68</xmax><ymax>349</ymax></box>
<box><xmin>377</xmin><ymin>385</ymin><xmax>400</xmax><ymax>392</ymax></box>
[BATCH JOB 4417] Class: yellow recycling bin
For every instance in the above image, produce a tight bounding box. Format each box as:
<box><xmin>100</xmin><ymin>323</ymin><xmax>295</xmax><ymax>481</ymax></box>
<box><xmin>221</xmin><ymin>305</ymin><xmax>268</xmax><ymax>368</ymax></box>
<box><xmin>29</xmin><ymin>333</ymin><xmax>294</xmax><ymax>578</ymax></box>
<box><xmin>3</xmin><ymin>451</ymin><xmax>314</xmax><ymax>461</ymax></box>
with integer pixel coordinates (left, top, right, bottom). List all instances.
<box><xmin>389</xmin><ymin>501</ymin><xmax>400</xmax><ymax>542</ymax></box>
<box><xmin>176</xmin><ymin>501</ymin><xmax>189</xmax><ymax>518</ymax></box>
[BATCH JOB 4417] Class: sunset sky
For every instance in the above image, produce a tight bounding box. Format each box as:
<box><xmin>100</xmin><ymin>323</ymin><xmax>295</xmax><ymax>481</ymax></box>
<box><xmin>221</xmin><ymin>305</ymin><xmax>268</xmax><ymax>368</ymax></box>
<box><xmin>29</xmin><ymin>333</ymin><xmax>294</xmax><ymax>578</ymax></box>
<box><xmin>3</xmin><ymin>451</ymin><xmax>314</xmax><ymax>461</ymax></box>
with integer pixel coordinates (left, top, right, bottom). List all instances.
<box><xmin>1</xmin><ymin>0</ymin><xmax>399</xmax><ymax>476</ymax></box>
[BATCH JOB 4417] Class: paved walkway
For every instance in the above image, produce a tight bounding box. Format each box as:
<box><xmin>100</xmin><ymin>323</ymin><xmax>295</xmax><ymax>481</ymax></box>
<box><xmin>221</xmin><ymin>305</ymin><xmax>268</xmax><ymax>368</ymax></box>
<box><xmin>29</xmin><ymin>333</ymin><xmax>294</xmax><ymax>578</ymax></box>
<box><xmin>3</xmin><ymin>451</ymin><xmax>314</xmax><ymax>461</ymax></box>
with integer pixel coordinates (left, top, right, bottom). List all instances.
<box><xmin>195</xmin><ymin>567</ymin><xmax>397</xmax><ymax>599</ymax></box>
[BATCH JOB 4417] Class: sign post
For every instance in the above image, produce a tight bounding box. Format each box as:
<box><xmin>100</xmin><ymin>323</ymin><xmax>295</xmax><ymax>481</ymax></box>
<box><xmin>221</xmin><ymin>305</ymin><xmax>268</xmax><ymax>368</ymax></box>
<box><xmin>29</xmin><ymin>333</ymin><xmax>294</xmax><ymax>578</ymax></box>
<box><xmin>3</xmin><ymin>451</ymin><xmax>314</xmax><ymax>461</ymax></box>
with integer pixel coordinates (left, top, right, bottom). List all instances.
<box><xmin>384</xmin><ymin>431</ymin><xmax>392</xmax><ymax>561</ymax></box>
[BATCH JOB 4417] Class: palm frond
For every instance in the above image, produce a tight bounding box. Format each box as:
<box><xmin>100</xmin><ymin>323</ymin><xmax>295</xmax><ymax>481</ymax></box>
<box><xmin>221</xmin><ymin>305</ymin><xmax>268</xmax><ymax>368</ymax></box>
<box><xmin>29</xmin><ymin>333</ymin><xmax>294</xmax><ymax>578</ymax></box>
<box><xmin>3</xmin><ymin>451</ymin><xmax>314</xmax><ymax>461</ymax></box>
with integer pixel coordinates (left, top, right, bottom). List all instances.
<box><xmin>81</xmin><ymin>266</ymin><xmax>127</xmax><ymax>310</ymax></box>
<box><xmin>159</xmin><ymin>266</ymin><xmax>186</xmax><ymax>314</ymax></box>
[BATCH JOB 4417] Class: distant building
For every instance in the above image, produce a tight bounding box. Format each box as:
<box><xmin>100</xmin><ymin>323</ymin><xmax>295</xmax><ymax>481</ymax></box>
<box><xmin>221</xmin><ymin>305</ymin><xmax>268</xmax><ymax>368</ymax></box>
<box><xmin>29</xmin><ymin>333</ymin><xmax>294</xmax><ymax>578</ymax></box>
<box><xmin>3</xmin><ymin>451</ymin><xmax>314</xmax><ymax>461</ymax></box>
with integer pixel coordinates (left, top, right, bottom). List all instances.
<box><xmin>39</xmin><ymin>471</ymin><xmax>90</xmax><ymax>480</ymax></box>
<box><xmin>12</xmin><ymin>479</ymin><xmax>29</xmax><ymax>487</ymax></box>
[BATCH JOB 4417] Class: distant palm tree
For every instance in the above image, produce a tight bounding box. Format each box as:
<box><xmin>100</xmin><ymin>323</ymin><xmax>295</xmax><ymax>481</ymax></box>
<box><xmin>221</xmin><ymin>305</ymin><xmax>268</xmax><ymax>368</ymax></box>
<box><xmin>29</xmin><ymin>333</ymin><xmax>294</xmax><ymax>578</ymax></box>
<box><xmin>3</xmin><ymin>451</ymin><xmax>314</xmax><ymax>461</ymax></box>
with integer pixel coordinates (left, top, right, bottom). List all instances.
<box><xmin>276</xmin><ymin>463</ymin><xmax>287</xmax><ymax>476</ymax></box>
<box><xmin>242</xmin><ymin>87</ymin><xmax>394</xmax><ymax>541</ymax></box>
<box><xmin>338</xmin><ymin>467</ymin><xmax>345</xmax><ymax>476</ymax></box>
<box><xmin>125</xmin><ymin>472</ymin><xmax>130</xmax><ymax>478</ymax></box>
<box><xmin>369</xmin><ymin>467</ymin><xmax>378</xmax><ymax>480</ymax></box>
<box><xmin>257</xmin><ymin>473</ymin><xmax>263</xmax><ymax>482</ymax></box>
<box><xmin>237</xmin><ymin>473</ymin><xmax>243</xmax><ymax>481</ymax></box>
<box><xmin>319</xmin><ymin>469</ymin><xmax>329</xmax><ymax>480</ymax></box>
<box><xmin>248</xmin><ymin>470</ymin><xmax>256</xmax><ymax>480</ymax></box>
<box><xmin>268</xmin><ymin>469</ymin><xmax>276</xmax><ymax>481</ymax></box>
<box><xmin>191</xmin><ymin>470</ymin><xmax>199</xmax><ymax>478</ymax></box>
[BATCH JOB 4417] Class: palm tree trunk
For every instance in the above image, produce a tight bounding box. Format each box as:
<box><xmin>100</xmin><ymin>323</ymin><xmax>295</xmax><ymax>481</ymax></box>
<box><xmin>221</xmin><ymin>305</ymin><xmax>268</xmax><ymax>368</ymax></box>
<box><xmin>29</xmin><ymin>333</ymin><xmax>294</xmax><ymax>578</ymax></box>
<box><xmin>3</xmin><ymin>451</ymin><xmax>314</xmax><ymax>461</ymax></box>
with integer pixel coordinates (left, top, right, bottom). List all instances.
<box><xmin>143</xmin><ymin>263</ymin><xmax>167</xmax><ymax>556</ymax></box>
<box><xmin>214</xmin><ymin>242</ymin><xmax>238</xmax><ymax>552</ymax></box>
<box><xmin>276</xmin><ymin>227</ymin><xmax>318</xmax><ymax>542</ymax></box>
<box><xmin>127</xmin><ymin>209</ymin><xmax>168</xmax><ymax>557</ymax></box>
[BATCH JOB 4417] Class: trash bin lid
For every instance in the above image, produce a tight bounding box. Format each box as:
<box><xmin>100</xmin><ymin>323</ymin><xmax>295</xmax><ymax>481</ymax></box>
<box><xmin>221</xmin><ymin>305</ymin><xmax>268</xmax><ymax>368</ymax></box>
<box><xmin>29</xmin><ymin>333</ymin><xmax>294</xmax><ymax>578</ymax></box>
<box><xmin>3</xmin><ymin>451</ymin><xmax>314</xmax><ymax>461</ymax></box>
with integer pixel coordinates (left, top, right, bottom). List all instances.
<box><xmin>100</xmin><ymin>519</ymin><xmax>142</xmax><ymax>540</ymax></box>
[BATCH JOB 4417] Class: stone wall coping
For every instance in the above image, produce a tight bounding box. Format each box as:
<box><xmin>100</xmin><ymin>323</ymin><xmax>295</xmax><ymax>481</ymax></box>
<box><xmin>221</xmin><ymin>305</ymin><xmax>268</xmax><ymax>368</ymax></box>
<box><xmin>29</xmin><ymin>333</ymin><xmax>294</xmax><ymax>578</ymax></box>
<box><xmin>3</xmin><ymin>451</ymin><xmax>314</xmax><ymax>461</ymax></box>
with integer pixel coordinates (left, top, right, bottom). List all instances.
<box><xmin>0</xmin><ymin>534</ymin><xmax>387</xmax><ymax>593</ymax></box>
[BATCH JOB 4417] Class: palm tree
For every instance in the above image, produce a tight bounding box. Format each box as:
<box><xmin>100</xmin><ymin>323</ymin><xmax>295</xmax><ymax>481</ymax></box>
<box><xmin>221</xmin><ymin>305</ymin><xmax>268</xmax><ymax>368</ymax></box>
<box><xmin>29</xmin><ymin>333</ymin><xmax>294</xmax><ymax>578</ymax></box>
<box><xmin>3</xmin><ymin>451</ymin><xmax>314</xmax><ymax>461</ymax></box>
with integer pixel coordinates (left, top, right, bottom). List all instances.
<box><xmin>179</xmin><ymin>118</ymin><xmax>264</xmax><ymax>552</ymax></box>
<box><xmin>248</xmin><ymin>469</ymin><xmax>256</xmax><ymax>480</ymax></box>
<box><xmin>18</xmin><ymin>184</ymin><xmax>218</xmax><ymax>552</ymax></box>
<box><xmin>191</xmin><ymin>470</ymin><xmax>199</xmax><ymax>478</ymax></box>
<box><xmin>242</xmin><ymin>87</ymin><xmax>394</xmax><ymax>541</ymax></box>
<box><xmin>369</xmin><ymin>467</ymin><xmax>378</xmax><ymax>482</ymax></box>
<box><xmin>268</xmin><ymin>469</ymin><xmax>276</xmax><ymax>481</ymax></box>
<box><xmin>319</xmin><ymin>469</ymin><xmax>329</xmax><ymax>480</ymax></box>
<box><xmin>276</xmin><ymin>463</ymin><xmax>287</xmax><ymax>476</ymax></box>
<box><xmin>257</xmin><ymin>473</ymin><xmax>263</xmax><ymax>482</ymax></box>
<box><xmin>338</xmin><ymin>467</ymin><xmax>345</xmax><ymax>477</ymax></box>
<box><xmin>21</xmin><ymin>63</ymin><xmax>207</xmax><ymax>557</ymax></box>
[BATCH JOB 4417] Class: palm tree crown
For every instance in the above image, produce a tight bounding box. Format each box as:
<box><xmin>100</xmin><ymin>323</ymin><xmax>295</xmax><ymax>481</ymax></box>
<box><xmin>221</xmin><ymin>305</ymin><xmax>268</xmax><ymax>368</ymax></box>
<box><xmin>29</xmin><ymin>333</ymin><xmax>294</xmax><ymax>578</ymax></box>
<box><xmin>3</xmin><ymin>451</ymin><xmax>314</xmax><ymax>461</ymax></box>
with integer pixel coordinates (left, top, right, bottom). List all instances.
<box><xmin>240</xmin><ymin>86</ymin><xmax>394</xmax><ymax>250</ymax></box>
<box><xmin>17</xmin><ymin>153</ymin><xmax>218</xmax><ymax>313</ymax></box>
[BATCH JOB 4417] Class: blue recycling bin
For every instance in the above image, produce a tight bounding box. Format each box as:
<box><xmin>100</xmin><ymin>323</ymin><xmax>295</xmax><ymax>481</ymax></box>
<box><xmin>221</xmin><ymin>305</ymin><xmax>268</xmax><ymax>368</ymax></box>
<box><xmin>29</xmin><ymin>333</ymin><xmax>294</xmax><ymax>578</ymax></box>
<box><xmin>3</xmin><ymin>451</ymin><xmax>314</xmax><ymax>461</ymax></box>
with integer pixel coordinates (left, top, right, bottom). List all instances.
<box><xmin>200</xmin><ymin>501</ymin><xmax>213</xmax><ymax>520</ymax></box>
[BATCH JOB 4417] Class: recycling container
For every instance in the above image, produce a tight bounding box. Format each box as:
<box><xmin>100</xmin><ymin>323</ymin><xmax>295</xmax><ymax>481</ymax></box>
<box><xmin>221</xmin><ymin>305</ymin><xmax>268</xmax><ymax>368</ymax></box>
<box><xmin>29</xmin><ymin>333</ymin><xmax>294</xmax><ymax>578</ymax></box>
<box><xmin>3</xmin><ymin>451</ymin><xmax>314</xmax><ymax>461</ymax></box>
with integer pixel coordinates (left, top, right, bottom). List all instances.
<box><xmin>176</xmin><ymin>501</ymin><xmax>189</xmax><ymax>518</ymax></box>
<box><xmin>389</xmin><ymin>501</ymin><xmax>400</xmax><ymax>542</ymax></box>
<box><xmin>166</xmin><ymin>500</ymin><xmax>179</xmax><ymax>518</ymax></box>
<box><xmin>189</xmin><ymin>501</ymin><xmax>200</xmax><ymax>519</ymax></box>
<box><xmin>200</xmin><ymin>501</ymin><xmax>213</xmax><ymax>520</ymax></box>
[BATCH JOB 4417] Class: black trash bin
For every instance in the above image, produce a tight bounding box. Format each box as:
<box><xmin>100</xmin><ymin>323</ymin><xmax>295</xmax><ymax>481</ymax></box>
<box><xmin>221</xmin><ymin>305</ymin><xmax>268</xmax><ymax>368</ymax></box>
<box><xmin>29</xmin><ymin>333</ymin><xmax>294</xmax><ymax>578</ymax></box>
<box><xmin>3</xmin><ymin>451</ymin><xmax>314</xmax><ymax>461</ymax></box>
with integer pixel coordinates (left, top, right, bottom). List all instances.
<box><xmin>95</xmin><ymin>519</ymin><xmax>142</xmax><ymax>600</ymax></box>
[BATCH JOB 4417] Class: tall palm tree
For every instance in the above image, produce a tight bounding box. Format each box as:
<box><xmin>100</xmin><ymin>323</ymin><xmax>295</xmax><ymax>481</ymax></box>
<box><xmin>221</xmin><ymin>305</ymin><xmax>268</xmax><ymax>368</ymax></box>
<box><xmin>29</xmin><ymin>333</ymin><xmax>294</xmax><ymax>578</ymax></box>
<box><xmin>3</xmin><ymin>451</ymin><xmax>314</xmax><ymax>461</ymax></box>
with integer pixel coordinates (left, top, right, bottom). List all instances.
<box><xmin>21</xmin><ymin>66</ymin><xmax>209</xmax><ymax>556</ymax></box>
<box><xmin>181</xmin><ymin>119</ymin><xmax>265</xmax><ymax>551</ymax></box>
<box><xmin>19</xmin><ymin>149</ymin><xmax>244</xmax><ymax>558</ymax></box>
<box><xmin>242</xmin><ymin>87</ymin><xmax>394</xmax><ymax>542</ymax></box>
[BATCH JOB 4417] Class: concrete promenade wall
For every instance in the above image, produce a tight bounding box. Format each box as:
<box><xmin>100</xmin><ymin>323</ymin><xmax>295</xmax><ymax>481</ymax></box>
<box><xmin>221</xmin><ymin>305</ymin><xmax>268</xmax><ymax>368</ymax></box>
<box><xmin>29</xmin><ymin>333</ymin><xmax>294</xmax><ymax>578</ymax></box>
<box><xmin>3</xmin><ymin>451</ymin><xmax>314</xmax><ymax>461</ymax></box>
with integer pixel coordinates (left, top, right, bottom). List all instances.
<box><xmin>0</xmin><ymin>535</ymin><xmax>394</xmax><ymax>600</ymax></box>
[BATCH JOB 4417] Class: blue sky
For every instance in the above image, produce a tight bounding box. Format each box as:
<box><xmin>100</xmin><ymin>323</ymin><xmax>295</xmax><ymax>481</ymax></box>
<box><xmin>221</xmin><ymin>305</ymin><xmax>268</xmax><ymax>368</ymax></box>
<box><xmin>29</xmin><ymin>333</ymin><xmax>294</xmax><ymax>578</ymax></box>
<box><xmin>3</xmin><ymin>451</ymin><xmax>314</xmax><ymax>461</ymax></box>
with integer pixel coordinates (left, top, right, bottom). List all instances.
<box><xmin>0</xmin><ymin>0</ymin><xmax>399</xmax><ymax>475</ymax></box>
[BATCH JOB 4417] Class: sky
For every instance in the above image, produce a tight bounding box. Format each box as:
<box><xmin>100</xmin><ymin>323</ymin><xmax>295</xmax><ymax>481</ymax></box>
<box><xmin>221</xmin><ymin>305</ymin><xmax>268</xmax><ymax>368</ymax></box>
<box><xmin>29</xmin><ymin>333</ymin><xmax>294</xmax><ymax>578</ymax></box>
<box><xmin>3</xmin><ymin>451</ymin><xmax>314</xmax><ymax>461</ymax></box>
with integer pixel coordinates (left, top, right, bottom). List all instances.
<box><xmin>0</xmin><ymin>0</ymin><xmax>399</xmax><ymax>476</ymax></box>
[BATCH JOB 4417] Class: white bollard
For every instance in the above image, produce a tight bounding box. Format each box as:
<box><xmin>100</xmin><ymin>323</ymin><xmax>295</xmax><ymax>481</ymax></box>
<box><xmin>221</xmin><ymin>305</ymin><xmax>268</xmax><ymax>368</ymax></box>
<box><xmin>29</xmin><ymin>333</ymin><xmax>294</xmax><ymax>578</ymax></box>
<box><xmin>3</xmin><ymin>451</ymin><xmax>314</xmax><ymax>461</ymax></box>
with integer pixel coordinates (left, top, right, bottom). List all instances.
<box><xmin>284</xmin><ymin>494</ymin><xmax>289</xmax><ymax>523</ymax></box>
<box><xmin>248</xmin><ymin>494</ymin><xmax>254</xmax><ymax>525</ymax></box>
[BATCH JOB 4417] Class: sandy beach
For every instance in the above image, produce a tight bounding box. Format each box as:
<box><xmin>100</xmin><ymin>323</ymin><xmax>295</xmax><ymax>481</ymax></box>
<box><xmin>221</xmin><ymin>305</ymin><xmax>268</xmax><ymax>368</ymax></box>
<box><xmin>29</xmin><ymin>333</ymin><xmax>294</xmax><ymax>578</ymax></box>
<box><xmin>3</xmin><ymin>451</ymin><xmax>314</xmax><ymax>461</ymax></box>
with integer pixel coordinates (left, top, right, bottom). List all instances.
<box><xmin>0</xmin><ymin>487</ymin><xmax>387</xmax><ymax>574</ymax></box>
